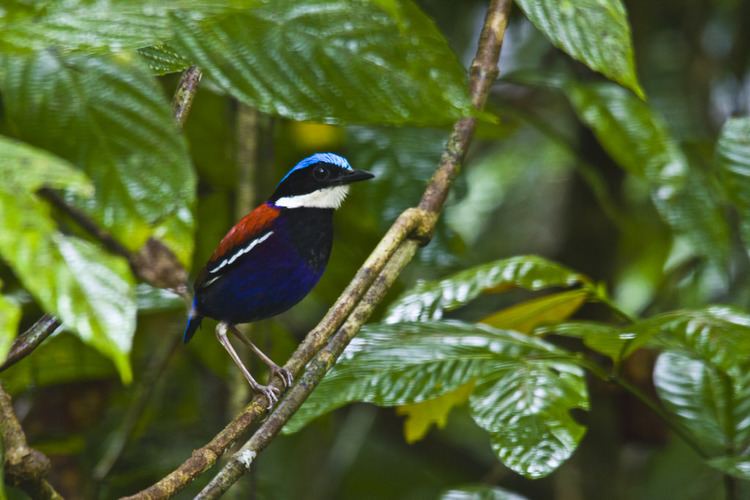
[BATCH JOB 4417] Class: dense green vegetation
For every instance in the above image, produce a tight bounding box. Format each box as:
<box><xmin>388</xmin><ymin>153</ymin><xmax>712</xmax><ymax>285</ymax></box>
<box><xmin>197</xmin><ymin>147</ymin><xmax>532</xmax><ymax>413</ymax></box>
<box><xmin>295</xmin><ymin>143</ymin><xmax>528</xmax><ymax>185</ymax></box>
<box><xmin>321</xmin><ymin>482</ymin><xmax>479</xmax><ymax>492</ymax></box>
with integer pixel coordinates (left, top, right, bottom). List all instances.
<box><xmin>0</xmin><ymin>0</ymin><xmax>748</xmax><ymax>498</ymax></box>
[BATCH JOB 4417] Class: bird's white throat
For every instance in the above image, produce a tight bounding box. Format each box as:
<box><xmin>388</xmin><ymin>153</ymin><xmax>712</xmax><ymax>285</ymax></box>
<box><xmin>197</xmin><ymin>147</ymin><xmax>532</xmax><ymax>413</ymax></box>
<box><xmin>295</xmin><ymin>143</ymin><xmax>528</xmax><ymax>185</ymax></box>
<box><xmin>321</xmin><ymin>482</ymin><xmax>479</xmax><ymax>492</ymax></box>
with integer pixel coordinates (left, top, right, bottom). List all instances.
<box><xmin>275</xmin><ymin>185</ymin><xmax>350</xmax><ymax>209</ymax></box>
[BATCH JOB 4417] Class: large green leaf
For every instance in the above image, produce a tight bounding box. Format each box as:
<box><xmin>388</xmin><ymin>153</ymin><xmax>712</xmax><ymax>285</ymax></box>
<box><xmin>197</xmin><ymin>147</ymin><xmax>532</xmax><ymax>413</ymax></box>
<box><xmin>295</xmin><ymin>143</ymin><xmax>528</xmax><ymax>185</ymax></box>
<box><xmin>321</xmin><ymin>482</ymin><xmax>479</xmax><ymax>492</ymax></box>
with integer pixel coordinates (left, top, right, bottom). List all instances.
<box><xmin>0</xmin><ymin>293</ymin><xmax>21</xmax><ymax>364</ymax></box>
<box><xmin>622</xmin><ymin>307</ymin><xmax>750</xmax><ymax>370</ymax></box>
<box><xmin>384</xmin><ymin>256</ymin><xmax>591</xmax><ymax>323</ymax></box>
<box><xmin>564</xmin><ymin>82</ymin><xmax>729</xmax><ymax>263</ymax></box>
<box><xmin>0</xmin><ymin>51</ymin><xmax>195</xmax><ymax>258</ymax></box>
<box><xmin>286</xmin><ymin>321</ymin><xmax>589</xmax><ymax>478</ymax></box>
<box><xmin>654</xmin><ymin>351</ymin><xmax>750</xmax><ymax>456</ymax></box>
<box><xmin>170</xmin><ymin>0</ymin><xmax>472</xmax><ymax>125</ymax></box>
<box><xmin>0</xmin><ymin>141</ymin><xmax>136</xmax><ymax>381</ymax></box>
<box><xmin>0</xmin><ymin>0</ymin><xmax>255</xmax><ymax>54</ymax></box>
<box><xmin>551</xmin><ymin>307</ymin><xmax>750</xmax><ymax>366</ymax></box>
<box><xmin>654</xmin><ymin>351</ymin><xmax>750</xmax><ymax>478</ymax></box>
<box><xmin>0</xmin><ymin>193</ymin><xmax>136</xmax><ymax>382</ymax></box>
<box><xmin>717</xmin><ymin>116</ymin><xmax>750</xmax><ymax>256</ymax></box>
<box><xmin>470</xmin><ymin>361</ymin><xmax>587</xmax><ymax>479</ymax></box>
<box><xmin>514</xmin><ymin>0</ymin><xmax>642</xmax><ymax>97</ymax></box>
<box><xmin>621</xmin><ymin>307</ymin><xmax>750</xmax><ymax>478</ymax></box>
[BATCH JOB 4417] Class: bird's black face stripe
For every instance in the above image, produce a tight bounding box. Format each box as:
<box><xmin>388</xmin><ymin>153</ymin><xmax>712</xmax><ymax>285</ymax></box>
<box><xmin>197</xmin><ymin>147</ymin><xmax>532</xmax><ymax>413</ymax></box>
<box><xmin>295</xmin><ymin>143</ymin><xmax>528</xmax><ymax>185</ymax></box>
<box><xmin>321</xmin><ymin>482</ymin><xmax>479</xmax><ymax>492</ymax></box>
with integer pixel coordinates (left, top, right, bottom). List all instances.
<box><xmin>270</xmin><ymin>162</ymin><xmax>358</xmax><ymax>201</ymax></box>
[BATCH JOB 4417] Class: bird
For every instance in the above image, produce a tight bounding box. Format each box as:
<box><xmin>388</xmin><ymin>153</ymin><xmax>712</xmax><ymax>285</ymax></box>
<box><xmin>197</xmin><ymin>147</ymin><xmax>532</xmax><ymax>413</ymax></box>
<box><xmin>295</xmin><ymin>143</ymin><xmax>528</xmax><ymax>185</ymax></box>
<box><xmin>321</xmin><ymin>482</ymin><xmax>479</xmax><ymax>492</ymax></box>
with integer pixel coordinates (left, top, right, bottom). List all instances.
<box><xmin>184</xmin><ymin>153</ymin><xmax>374</xmax><ymax>405</ymax></box>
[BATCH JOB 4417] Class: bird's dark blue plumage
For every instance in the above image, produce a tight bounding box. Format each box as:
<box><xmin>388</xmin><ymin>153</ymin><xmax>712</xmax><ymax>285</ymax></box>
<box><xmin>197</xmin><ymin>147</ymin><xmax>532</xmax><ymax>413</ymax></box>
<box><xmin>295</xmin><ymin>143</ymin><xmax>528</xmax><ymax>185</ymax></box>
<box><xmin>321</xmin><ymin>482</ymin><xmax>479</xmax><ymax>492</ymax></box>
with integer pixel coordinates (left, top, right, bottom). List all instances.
<box><xmin>182</xmin><ymin>153</ymin><xmax>373</xmax><ymax>401</ymax></box>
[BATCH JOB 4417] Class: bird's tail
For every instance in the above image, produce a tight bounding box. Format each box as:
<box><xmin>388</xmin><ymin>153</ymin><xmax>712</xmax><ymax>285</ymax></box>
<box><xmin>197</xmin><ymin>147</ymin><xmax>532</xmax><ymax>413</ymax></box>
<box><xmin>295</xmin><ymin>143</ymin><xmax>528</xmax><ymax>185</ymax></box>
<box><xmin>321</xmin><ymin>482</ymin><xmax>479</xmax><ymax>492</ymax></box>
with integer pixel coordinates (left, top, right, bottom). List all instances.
<box><xmin>183</xmin><ymin>300</ymin><xmax>203</xmax><ymax>344</ymax></box>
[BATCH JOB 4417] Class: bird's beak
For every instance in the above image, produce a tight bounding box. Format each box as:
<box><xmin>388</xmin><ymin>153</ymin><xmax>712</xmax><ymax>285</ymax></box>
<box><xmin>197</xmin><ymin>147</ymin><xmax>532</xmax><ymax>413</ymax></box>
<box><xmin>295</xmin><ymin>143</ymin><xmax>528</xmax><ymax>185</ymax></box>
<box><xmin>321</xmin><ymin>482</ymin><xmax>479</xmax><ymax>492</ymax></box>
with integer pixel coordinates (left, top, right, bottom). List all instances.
<box><xmin>337</xmin><ymin>169</ymin><xmax>375</xmax><ymax>185</ymax></box>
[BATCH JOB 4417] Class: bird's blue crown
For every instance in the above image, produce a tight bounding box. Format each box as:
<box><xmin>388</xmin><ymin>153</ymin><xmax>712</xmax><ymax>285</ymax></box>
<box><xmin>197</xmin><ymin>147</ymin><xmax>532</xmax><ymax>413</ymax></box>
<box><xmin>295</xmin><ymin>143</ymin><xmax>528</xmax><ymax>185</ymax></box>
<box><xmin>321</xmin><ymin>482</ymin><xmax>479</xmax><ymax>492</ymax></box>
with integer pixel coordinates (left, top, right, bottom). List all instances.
<box><xmin>277</xmin><ymin>152</ymin><xmax>352</xmax><ymax>186</ymax></box>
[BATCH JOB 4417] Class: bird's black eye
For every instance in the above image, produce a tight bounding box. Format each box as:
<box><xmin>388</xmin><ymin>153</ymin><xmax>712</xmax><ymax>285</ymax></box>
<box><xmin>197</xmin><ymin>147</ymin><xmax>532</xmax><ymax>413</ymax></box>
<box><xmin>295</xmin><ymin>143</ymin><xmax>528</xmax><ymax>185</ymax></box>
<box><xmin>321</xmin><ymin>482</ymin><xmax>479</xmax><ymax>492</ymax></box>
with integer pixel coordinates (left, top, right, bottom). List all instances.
<box><xmin>312</xmin><ymin>165</ymin><xmax>330</xmax><ymax>181</ymax></box>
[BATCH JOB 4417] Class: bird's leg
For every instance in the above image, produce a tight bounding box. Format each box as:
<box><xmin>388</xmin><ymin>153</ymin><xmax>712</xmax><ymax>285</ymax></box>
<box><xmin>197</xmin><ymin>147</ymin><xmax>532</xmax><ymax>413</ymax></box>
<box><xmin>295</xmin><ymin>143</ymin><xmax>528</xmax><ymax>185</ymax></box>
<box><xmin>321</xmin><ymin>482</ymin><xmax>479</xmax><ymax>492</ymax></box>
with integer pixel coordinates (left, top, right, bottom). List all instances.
<box><xmin>215</xmin><ymin>322</ymin><xmax>279</xmax><ymax>408</ymax></box>
<box><xmin>228</xmin><ymin>324</ymin><xmax>294</xmax><ymax>389</ymax></box>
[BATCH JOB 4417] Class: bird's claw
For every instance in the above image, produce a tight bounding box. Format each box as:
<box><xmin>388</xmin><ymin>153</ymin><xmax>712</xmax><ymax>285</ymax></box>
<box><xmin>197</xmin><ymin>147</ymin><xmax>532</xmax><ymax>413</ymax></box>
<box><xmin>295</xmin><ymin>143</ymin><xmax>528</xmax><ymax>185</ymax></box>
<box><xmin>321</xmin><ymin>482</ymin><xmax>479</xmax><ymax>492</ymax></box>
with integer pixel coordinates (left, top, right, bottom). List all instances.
<box><xmin>254</xmin><ymin>384</ymin><xmax>280</xmax><ymax>409</ymax></box>
<box><xmin>272</xmin><ymin>367</ymin><xmax>294</xmax><ymax>389</ymax></box>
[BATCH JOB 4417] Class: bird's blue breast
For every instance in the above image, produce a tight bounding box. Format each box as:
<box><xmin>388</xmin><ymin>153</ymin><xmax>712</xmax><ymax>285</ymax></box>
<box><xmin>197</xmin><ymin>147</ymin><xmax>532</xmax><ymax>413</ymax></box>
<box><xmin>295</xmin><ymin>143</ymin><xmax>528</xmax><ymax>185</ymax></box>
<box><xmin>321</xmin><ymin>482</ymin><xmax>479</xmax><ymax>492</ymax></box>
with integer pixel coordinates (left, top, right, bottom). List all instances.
<box><xmin>195</xmin><ymin>208</ymin><xmax>334</xmax><ymax>325</ymax></box>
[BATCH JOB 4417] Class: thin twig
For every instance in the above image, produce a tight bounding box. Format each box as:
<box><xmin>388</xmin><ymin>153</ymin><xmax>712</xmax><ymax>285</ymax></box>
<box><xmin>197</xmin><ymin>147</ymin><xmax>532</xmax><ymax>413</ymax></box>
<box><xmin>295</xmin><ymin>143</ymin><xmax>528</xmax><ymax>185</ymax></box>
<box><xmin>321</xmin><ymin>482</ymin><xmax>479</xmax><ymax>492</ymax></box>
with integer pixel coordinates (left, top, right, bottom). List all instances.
<box><xmin>0</xmin><ymin>315</ymin><xmax>61</xmax><ymax>372</ymax></box>
<box><xmin>193</xmin><ymin>1</ymin><xmax>512</xmax><ymax>497</ymax></box>
<box><xmin>0</xmin><ymin>384</ymin><xmax>63</xmax><ymax>499</ymax></box>
<box><xmin>173</xmin><ymin>66</ymin><xmax>203</xmax><ymax>128</ymax></box>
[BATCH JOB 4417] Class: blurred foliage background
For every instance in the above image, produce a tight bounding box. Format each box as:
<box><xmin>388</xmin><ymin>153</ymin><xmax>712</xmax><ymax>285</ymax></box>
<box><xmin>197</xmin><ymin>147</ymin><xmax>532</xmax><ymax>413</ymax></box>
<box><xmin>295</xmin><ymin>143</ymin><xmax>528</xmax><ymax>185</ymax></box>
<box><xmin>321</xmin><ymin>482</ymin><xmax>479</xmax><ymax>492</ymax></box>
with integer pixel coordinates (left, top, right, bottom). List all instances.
<box><xmin>0</xmin><ymin>0</ymin><xmax>749</xmax><ymax>498</ymax></box>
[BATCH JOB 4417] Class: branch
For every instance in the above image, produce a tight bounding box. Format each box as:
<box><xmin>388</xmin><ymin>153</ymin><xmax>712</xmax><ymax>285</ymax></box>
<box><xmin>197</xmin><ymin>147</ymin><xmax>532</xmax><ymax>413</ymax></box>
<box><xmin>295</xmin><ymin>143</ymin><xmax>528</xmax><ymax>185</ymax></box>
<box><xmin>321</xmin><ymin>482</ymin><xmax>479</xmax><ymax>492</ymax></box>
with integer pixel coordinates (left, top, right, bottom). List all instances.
<box><xmin>124</xmin><ymin>1</ymin><xmax>512</xmax><ymax>497</ymax></box>
<box><xmin>0</xmin><ymin>66</ymin><xmax>203</xmax><ymax>373</ymax></box>
<box><xmin>0</xmin><ymin>384</ymin><xmax>63</xmax><ymax>499</ymax></box>
<box><xmin>0</xmin><ymin>315</ymin><xmax>61</xmax><ymax>372</ymax></box>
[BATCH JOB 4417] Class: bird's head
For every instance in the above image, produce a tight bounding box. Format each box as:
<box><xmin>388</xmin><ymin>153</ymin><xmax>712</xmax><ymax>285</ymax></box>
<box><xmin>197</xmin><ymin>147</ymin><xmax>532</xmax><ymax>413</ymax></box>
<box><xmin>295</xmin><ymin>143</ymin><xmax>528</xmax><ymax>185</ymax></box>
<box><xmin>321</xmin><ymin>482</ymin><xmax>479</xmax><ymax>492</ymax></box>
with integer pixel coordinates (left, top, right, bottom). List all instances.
<box><xmin>269</xmin><ymin>153</ymin><xmax>374</xmax><ymax>209</ymax></box>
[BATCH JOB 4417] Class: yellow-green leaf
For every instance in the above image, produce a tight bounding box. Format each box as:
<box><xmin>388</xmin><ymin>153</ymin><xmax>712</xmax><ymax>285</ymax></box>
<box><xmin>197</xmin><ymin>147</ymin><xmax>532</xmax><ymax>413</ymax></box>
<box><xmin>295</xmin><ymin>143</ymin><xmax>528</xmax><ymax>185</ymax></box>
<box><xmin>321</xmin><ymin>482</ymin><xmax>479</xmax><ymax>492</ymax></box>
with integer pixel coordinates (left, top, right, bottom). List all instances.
<box><xmin>396</xmin><ymin>381</ymin><xmax>475</xmax><ymax>443</ymax></box>
<box><xmin>385</xmin><ymin>256</ymin><xmax>590</xmax><ymax>323</ymax></box>
<box><xmin>480</xmin><ymin>289</ymin><xmax>589</xmax><ymax>333</ymax></box>
<box><xmin>0</xmin><ymin>190</ymin><xmax>136</xmax><ymax>383</ymax></box>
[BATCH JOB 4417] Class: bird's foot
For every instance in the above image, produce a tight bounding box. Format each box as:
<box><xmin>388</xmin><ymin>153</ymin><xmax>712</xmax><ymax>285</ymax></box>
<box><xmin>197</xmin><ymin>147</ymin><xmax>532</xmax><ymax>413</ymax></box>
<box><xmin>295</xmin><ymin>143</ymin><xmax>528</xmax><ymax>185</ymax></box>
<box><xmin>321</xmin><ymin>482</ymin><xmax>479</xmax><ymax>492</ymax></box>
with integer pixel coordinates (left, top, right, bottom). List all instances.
<box><xmin>271</xmin><ymin>366</ymin><xmax>294</xmax><ymax>389</ymax></box>
<box><xmin>250</xmin><ymin>381</ymin><xmax>281</xmax><ymax>409</ymax></box>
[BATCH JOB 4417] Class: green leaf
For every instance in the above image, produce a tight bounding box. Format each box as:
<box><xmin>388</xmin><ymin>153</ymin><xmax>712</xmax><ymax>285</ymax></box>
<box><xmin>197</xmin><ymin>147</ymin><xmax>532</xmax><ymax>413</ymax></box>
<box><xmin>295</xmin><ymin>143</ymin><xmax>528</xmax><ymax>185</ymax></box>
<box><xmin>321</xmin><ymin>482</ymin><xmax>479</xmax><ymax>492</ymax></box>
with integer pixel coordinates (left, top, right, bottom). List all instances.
<box><xmin>564</xmin><ymin>82</ymin><xmax>729</xmax><ymax>263</ymax></box>
<box><xmin>470</xmin><ymin>361</ymin><xmax>587</xmax><ymax>479</ymax></box>
<box><xmin>480</xmin><ymin>289</ymin><xmax>589</xmax><ymax>333</ymax></box>
<box><xmin>137</xmin><ymin>44</ymin><xmax>192</xmax><ymax>75</ymax></box>
<box><xmin>385</xmin><ymin>256</ymin><xmax>590</xmax><ymax>323</ymax></box>
<box><xmin>717</xmin><ymin>116</ymin><xmax>750</xmax><ymax>256</ymax></box>
<box><xmin>654</xmin><ymin>351</ymin><xmax>750</xmax><ymax>475</ymax></box>
<box><xmin>0</xmin><ymin>293</ymin><xmax>21</xmax><ymax>364</ymax></box>
<box><xmin>287</xmin><ymin>321</ymin><xmax>588</xmax><ymax>478</ymax></box>
<box><xmin>441</xmin><ymin>485</ymin><xmax>528</xmax><ymax>500</ymax></box>
<box><xmin>395</xmin><ymin>381</ymin><xmax>475</xmax><ymax>444</ymax></box>
<box><xmin>0</xmin><ymin>190</ymin><xmax>136</xmax><ymax>383</ymax></box>
<box><xmin>514</xmin><ymin>0</ymin><xmax>643</xmax><ymax>97</ymax></box>
<box><xmin>0</xmin><ymin>135</ymin><xmax>92</xmax><ymax>194</ymax></box>
<box><xmin>622</xmin><ymin>307</ymin><xmax>750</xmax><ymax>369</ymax></box>
<box><xmin>0</xmin><ymin>0</ymin><xmax>256</xmax><ymax>54</ymax></box>
<box><xmin>0</xmin><ymin>51</ymin><xmax>195</xmax><ymax>257</ymax></box>
<box><xmin>641</xmin><ymin>307</ymin><xmax>750</xmax><ymax>478</ymax></box>
<box><xmin>171</xmin><ymin>0</ymin><xmax>472</xmax><ymax>125</ymax></box>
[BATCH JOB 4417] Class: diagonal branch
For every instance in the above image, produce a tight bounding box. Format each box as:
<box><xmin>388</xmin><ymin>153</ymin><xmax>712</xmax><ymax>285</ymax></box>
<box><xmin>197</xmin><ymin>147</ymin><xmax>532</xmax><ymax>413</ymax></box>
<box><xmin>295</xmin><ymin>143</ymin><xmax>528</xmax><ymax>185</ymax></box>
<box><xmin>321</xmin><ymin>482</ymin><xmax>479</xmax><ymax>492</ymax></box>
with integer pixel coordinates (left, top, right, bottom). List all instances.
<box><xmin>124</xmin><ymin>1</ymin><xmax>512</xmax><ymax>498</ymax></box>
<box><xmin>196</xmin><ymin>1</ymin><xmax>511</xmax><ymax>496</ymax></box>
